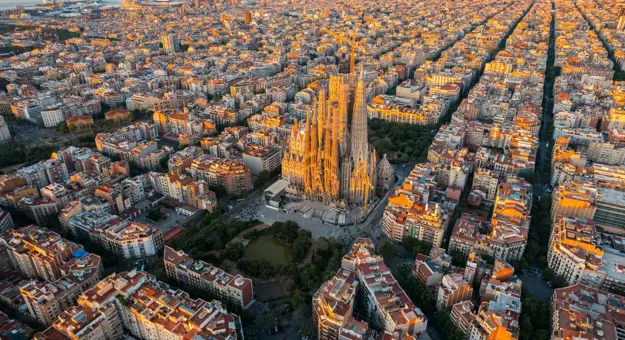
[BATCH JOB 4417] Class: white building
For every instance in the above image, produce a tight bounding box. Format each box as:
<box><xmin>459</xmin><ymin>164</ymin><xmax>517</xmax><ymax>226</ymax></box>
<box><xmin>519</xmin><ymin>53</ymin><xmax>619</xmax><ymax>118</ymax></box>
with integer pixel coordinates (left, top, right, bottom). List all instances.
<box><xmin>0</xmin><ymin>209</ymin><xmax>14</xmax><ymax>232</ymax></box>
<box><xmin>0</xmin><ymin>116</ymin><xmax>11</xmax><ymax>143</ymax></box>
<box><xmin>241</xmin><ymin>146</ymin><xmax>282</xmax><ymax>176</ymax></box>
<box><xmin>41</xmin><ymin>107</ymin><xmax>65</xmax><ymax>128</ymax></box>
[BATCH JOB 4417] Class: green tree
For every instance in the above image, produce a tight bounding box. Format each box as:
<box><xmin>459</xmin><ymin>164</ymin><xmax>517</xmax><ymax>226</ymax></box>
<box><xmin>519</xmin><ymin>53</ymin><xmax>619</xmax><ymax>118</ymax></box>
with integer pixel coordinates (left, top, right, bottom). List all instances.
<box><xmin>253</xmin><ymin>170</ymin><xmax>271</xmax><ymax>188</ymax></box>
<box><xmin>56</xmin><ymin>121</ymin><xmax>69</xmax><ymax>133</ymax></box>
<box><xmin>210</xmin><ymin>185</ymin><xmax>227</xmax><ymax>198</ymax></box>
<box><xmin>147</xmin><ymin>208</ymin><xmax>165</xmax><ymax>222</ymax></box>
<box><xmin>299</xmin><ymin>263</ymin><xmax>322</xmax><ymax>291</ymax></box>
<box><xmin>402</xmin><ymin>236</ymin><xmax>432</xmax><ymax>255</ymax></box>
<box><xmin>541</xmin><ymin>267</ymin><xmax>555</xmax><ymax>282</ymax></box>
<box><xmin>519</xmin><ymin>293</ymin><xmax>551</xmax><ymax>340</ymax></box>
<box><xmin>450</xmin><ymin>250</ymin><xmax>467</xmax><ymax>267</ymax></box>
<box><xmin>379</xmin><ymin>241</ymin><xmax>396</xmax><ymax>260</ymax></box>
<box><xmin>290</xmin><ymin>291</ymin><xmax>309</xmax><ymax>309</ymax></box>
<box><xmin>368</xmin><ymin>118</ymin><xmax>437</xmax><ymax>163</ymax></box>
<box><xmin>552</xmin><ymin>275</ymin><xmax>568</xmax><ymax>288</ymax></box>
<box><xmin>220</xmin><ymin>243</ymin><xmax>244</xmax><ymax>261</ymax></box>
<box><xmin>292</xmin><ymin>230</ymin><xmax>312</xmax><ymax>262</ymax></box>
<box><xmin>273</xmin><ymin>221</ymin><xmax>300</xmax><ymax>245</ymax></box>
<box><xmin>159</xmin><ymin>155</ymin><xmax>170</xmax><ymax>171</ymax></box>
<box><xmin>299</xmin><ymin>318</ymin><xmax>315</xmax><ymax>338</ymax></box>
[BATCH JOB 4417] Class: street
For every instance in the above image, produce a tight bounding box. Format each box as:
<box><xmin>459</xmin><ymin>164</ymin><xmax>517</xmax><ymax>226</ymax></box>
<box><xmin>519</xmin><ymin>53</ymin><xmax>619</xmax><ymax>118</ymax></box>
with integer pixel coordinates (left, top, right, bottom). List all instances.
<box><xmin>534</xmin><ymin>6</ymin><xmax>556</xmax><ymax>198</ymax></box>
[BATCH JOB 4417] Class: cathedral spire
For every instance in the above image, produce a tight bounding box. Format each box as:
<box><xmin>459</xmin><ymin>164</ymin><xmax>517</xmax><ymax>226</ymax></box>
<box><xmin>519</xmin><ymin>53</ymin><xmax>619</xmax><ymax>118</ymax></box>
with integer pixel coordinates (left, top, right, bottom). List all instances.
<box><xmin>317</xmin><ymin>90</ymin><xmax>326</xmax><ymax>145</ymax></box>
<box><xmin>351</xmin><ymin>71</ymin><xmax>368</xmax><ymax>163</ymax></box>
<box><xmin>304</xmin><ymin>106</ymin><xmax>313</xmax><ymax>193</ymax></box>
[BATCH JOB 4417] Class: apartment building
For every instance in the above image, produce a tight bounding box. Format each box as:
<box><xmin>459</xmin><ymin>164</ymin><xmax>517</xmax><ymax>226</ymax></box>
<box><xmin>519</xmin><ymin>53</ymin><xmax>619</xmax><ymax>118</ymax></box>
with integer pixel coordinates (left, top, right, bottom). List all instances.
<box><xmin>0</xmin><ymin>270</ymin><xmax>29</xmax><ymax>312</ymax></box>
<box><xmin>468</xmin><ymin>304</ymin><xmax>516</xmax><ymax>340</ymax></box>
<box><xmin>323</xmin><ymin>238</ymin><xmax>429</xmax><ymax>339</ymax></box>
<box><xmin>148</xmin><ymin>171</ymin><xmax>217</xmax><ymax>211</ymax></box>
<box><xmin>41</xmin><ymin>107</ymin><xmax>65</xmax><ymax>128</ymax></box>
<box><xmin>20</xmin><ymin>279</ymin><xmax>81</xmax><ymax>326</ymax></box>
<box><xmin>383</xmin><ymin>164</ymin><xmax>450</xmax><ymax>246</ymax></box>
<box><xmin>488</xmin><ymin>176</ymin><xmax>532</xmax><ymax>262</ymax></box>
<box><xmin>0</xmin><ymin>226</ymin><xmax>81</xmax><ymax>281</ymax></box>
<box><xmin>436</xmin><ymin>273</ymin><xmax>473</xmax><ymax>311</ymax></box>
<box><xmin>168</xmin><ymin>146</ymin><xmax>204</xmax><ymax>174</ymax></box>
<box><xmin>0</xmin><ymin>310</ymin><xmax>33</xmax><ymax>339</ymax></box>
<box><xmin>471</xmin><ymin>168</ymin><xmax>502</xmax><ymax>201</ymax></box>
<box><xmin>34</xmin><ymin>270</ymin><xmax>241</xmax><ymax>340</ymax></box>
<box><xmin>312</xmin><ymin>268</ymin><xmax>369</xmax><ymax>340</ymax></box>
<box><xmin>17</xmin><ymin>255</ymin><xmax>102</xmax><ymax>326</ymax></box>
<box><xmin>0</xmin><ymin>116</ymin><xmax>11</xmax><ymax>143</ymax></box>
<box><xmin>91</xmin><ymin>220</ymin><xmax>164</xmax><ymax>259</ymax></box>
<box><xmin>413</xmin><ymin>248</ymin><xmax>451</xmax><ymax>287</ymax></box>
<box><xmin>450</xmin><ymin>301</ymin><xmax>475</xmax><ymax>336</ymax></box>
<box><xmin>164</xmin><ymin>246</ymin><xmax>254</xmax><ymax>308</ymax></box>
<box><xmin>34</xmin><ymin>303</ymin><xmax>123</xmax><ymax>340</ymax></box>
<box><xmin>491</xmin><ymin>176</ymin><xmax>533</xmax><ymax>228</ymax></box>
<box><xmin>551</xmin><ymin>180</ymin><xmax>598</xmax><ymax>221</ymax></box>
<box><xmin>0</xmin><ymin>226</ymin><xmax>102</xmax><ymax>288</ymax></box>
<box><xmin>0</xmin><ymin>209</ymin><xmax>14</xmax><ymax>232</ymax></box>
<box><xmin>547</xmin><ymin>216</ymin><xmax>605</xmax><ymax>287</ymax></box>
<box><xmin>479</xmin><ymin>277</ymin><xmax>523</xmax><ymax>311</ymax></box>
<box><xmin>16</xmin><ymin>162</ymin><xmax>49</xmax><ymax>189</ymax></box>
<box><xmin>122</xmin><ymin>278</ymin><xmax>240</xmax><ymax>340</ymax></box>
<box><xmin>448</xmin><ymin>213</ymin><xmax>488</xmax><ymax>257</ymax></box>
<box><xmin>595</xmin><ymin>186</ymin><xmax>625</xmax><ymax>235</ymax></box>
<box><xmin>551</xmin><ymin>284</ymin><xmax>625</xmax><ymax>340</ymax></box>
<box><xmin>241</xmin><ymin>145</ymin><xmax>282</xmax><ymax>176</ymax></box>
<box><xmin>67</xmin><ymin>209</ymin><xmax>119</xmax><ymax>240</ymax></box>
<box><xmin>488</xmin><ymin>221</ymin><xmax>528</xmax><ymax>263</ymax></box>
<box><xmin>188</xmin><ymin>156</ymin><xmax>252</xmax><ymax>195</ymax></box>
<box><xmin>43</xmin><ymin>159</ymin><xmax>70</xmax><ymax>185</ymax></box>
<box><xmin>68</xmin><ymin>210</ymin><xmax>163</xmax><ymax>259</ymax></box>
<box><xmin>21</xmin><ymin>197</ymin><xmax>60</xmax><ymax>225</ymax></box>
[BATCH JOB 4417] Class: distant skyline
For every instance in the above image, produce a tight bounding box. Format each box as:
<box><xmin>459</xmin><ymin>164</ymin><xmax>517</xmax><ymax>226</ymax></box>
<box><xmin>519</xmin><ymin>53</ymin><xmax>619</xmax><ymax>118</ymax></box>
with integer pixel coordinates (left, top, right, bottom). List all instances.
<box><xmin>0</xmin><ymin>0</ymin><xmax>123</xmax><ymax>10</ymax></box>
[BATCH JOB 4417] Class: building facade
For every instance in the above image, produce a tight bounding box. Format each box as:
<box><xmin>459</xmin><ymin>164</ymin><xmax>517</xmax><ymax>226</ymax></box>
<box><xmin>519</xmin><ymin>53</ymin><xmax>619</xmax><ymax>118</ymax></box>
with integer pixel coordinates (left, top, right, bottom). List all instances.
<box><xmin>164</xmin><ymin>246</ymin><xmax>254</xmax><ymax>309</ymax></box>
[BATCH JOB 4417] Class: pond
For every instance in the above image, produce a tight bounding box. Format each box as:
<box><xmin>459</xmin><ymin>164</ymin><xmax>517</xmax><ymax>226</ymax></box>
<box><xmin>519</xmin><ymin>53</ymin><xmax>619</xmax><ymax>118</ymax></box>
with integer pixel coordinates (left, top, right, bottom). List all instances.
<box><xmin>243</xmin><ymin>234</ymin><xmax>292</xmax><ymax>264</ymax></box>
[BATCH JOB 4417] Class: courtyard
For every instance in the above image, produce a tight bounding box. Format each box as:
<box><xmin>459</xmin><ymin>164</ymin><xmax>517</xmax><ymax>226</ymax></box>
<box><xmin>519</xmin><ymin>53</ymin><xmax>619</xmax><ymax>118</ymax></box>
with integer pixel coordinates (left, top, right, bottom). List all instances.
<box><xmin>132</xmin><ymin>205</ymin><xmax>189</xmax><ymax>232</ymax></box>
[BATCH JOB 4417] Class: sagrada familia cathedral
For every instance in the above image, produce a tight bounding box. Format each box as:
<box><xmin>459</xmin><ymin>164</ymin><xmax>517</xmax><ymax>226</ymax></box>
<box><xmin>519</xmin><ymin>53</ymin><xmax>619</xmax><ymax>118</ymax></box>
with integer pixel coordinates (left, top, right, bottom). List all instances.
<box><xmin>282</xmin><ymin>73</ymin><xmax>394</xmax><ymax>209</ymax></box>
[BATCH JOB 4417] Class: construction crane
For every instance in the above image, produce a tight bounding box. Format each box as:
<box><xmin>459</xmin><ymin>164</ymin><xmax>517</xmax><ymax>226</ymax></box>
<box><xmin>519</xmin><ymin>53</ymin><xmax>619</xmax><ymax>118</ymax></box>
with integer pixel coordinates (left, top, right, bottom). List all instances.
<box><xmin>321</xmin><ymin>28</ymin><xmax>367</xmax><ymax>89</ymax></box>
